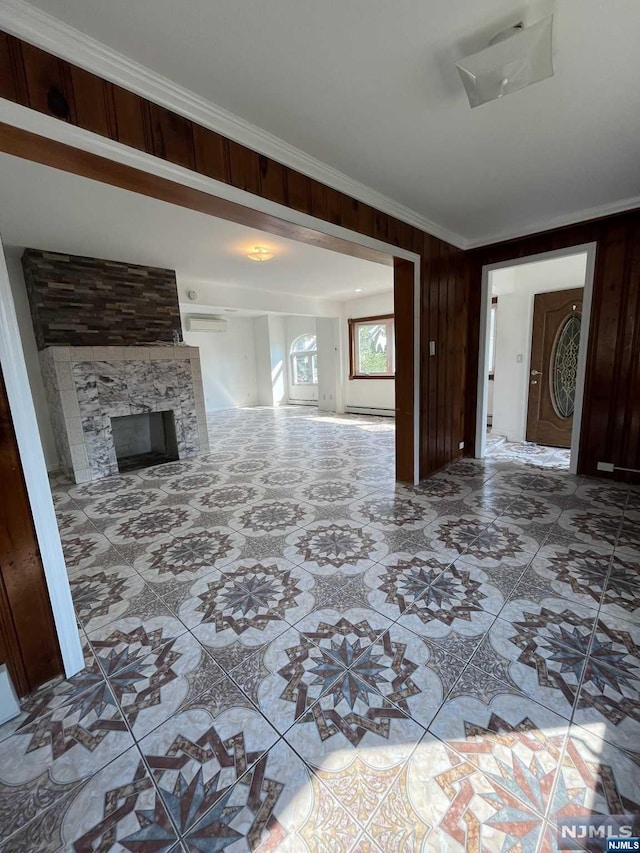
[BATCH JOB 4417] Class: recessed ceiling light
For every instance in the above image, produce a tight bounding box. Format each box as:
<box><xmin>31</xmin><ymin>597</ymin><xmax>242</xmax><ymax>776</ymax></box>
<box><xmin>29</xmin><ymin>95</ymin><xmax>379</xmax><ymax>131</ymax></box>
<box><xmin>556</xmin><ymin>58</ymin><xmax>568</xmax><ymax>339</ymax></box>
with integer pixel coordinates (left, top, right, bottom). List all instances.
<box><xmin>355</xmin><ymin>288</ymin><xmax>363</xmax><ymax>292</ymax></box>
<box><xmin>247</xmin><ymin>246</ymin><xmax>274</xmax><ymax>262</ymax></box>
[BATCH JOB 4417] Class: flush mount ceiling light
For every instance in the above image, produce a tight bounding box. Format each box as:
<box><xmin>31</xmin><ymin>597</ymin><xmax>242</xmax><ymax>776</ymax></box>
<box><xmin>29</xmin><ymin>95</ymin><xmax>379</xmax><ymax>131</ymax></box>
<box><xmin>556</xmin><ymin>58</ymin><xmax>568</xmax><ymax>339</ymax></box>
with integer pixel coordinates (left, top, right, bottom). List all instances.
<box><xmin>456</xmin><ymin>16</ymin><xmax>553</xmax><ymax>108</ymax></box>
<box><xmin>247</xmin><ymin>246</ymin><xmax>274</xmax><ymax>261</ymax></box>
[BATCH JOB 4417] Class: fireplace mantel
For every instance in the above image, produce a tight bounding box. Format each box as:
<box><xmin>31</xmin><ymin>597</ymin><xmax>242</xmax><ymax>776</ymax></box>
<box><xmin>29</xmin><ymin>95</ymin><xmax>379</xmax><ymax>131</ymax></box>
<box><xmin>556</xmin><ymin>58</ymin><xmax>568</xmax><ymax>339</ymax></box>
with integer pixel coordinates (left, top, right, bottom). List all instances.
<box><xmin>40</xmin><ymin>345</ymin><xmax>209</xmax><ymax>483</ymax></box>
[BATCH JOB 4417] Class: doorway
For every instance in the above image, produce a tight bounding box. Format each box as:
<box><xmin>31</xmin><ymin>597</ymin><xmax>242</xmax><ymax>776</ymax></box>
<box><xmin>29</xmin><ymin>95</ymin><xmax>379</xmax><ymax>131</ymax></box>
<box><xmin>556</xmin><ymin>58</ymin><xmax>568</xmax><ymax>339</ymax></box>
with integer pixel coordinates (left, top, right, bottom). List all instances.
<box><xmin>526</xmin><ymin>287</ymin><xmax>583</xmax><ymax>448</ymax></box>
<box><xmin>476</xmin><ymin>244</ymin><xmax>597</xmax><ymax>474</ymax></box>
<box><xmin>0</xmin><ymin>140</ymin><xmax>419</xmax><ymax>687</ymax></box>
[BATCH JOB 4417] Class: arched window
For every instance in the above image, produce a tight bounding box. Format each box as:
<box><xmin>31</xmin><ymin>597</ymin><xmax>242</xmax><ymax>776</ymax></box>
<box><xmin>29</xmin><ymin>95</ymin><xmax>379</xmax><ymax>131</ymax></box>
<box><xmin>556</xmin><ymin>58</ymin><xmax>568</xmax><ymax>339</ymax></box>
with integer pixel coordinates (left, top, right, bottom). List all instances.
<box><xmin>290</xmin><ymin>334</ymin><xmax>318</xmax><ymax>385</ymax></box>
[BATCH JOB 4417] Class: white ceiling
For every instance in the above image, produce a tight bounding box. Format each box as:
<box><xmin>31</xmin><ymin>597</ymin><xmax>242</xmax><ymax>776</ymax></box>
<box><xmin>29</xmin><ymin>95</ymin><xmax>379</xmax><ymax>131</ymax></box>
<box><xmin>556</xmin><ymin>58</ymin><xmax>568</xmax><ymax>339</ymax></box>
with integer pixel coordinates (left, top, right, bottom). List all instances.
<box><xmin>491</xmin><ymin>252</ymin><xmax>587</xmax><ymax>295</ymax></box>
<box><xmin>10</xmin><ymin>0</ymin><xmax>640</xmax><ymax>247</ymax></box>
<box><xmin>0</xmin><ymin>153</ymin><xmax>392</xmax><ymax>301</ymax></box>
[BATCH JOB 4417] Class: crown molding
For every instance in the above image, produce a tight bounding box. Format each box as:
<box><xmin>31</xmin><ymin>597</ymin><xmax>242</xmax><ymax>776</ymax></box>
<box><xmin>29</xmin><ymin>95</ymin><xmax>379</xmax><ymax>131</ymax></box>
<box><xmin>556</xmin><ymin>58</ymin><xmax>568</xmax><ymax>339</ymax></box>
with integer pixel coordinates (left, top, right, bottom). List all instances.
<box><xmin>0</xmin><ymin>0</ymin><xmax>467</xmax><ymax>249</ymax></box>
<box><xmin>466</xmin><ymin>194</ymin><xmax>640</xmax><ymax>250</ymax></box>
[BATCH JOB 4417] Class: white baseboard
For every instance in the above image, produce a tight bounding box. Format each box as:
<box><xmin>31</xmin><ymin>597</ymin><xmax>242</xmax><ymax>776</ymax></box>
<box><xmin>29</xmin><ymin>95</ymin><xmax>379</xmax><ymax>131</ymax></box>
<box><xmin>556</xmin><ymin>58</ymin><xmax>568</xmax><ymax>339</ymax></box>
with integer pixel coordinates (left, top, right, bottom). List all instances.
<box><xmin>345</xmin><ymin>406</ymin><xmax>395</xmax><ymax>418</ymax></box>
<box><xmin>286</xmin><ymin>400</ymin><xmax>318</xmax><ymax>407</ymax></box>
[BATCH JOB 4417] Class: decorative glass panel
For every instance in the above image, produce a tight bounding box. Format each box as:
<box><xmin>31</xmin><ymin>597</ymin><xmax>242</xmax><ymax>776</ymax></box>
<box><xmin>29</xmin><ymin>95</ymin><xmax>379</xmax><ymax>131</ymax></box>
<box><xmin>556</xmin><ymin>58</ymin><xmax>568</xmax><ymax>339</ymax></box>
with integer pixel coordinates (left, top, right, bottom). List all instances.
<box><xmin>550</xmin><ymin>313</ymin><xmax>581</xmax><ymax>419</ymax></box>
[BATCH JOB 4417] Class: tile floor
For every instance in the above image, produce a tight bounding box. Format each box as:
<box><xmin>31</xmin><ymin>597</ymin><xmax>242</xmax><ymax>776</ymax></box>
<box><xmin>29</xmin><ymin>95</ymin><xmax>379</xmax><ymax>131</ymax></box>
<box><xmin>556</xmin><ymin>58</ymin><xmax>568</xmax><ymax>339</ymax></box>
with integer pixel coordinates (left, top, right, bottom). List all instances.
<box><xmin>1</xmin><ymin>406</ymin><xmax>638</xmax><ymax>851</ymax></box>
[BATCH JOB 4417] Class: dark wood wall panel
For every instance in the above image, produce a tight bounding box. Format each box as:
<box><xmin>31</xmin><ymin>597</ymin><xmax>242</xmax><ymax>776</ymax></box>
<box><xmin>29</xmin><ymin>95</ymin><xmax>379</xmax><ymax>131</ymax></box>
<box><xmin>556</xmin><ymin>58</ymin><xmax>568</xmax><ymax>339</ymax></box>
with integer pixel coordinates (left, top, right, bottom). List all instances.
<box><xmin>0</xmin><ymin>30</ymin><xmax>470</xmax><ymax>480</ymax></box>
<box><xmin>0</xmin><ymin>367</ymin><xmax>63</xmax><ymax>695</ymax></box>
<box><xmin>468</xmin><ymin>210</ymin><xmax>640</xmax><ymax>482</ymax></box>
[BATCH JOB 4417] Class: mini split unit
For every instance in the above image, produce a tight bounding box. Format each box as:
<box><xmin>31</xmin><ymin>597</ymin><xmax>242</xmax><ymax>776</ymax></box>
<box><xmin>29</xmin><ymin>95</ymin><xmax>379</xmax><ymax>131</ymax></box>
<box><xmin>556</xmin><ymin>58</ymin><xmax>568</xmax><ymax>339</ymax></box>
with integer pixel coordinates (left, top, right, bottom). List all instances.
<box><xmin>185</xmin><ymin>316</ymin><xmax>228</xmax><ymax>333</ymax></box>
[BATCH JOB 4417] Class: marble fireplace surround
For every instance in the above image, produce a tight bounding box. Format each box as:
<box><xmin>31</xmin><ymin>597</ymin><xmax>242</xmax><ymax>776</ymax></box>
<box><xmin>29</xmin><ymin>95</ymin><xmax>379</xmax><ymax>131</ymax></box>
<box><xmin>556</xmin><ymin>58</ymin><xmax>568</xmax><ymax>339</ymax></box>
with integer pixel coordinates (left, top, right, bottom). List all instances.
<box><xmin>40</xmin><ymin>345</ymin><xmax>209</xmax><ymax>483</ymax></box>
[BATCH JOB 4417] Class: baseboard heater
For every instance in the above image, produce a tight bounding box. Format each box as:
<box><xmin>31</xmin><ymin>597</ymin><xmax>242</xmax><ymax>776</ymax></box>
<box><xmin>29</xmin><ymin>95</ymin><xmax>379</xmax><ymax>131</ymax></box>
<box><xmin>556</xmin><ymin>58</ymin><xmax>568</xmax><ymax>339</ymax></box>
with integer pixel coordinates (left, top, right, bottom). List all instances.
<box><xmin>286</xmin><ymin>400</ymin><xmax>317</xmax><ymax>407</ymax></box>
<box><xmin>345</xmin><ymin>406</ymin><xmax>395</xmax><ymax>418</ymax></box>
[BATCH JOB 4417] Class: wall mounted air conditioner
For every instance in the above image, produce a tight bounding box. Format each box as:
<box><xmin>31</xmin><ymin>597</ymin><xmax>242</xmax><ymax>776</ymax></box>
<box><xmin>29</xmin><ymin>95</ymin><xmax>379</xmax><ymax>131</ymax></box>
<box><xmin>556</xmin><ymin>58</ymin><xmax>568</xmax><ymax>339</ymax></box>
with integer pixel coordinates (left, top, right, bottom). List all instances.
<box><xmin>186</xmin><ymin>316</ymin><xmax>228</xmax><ymax>333</ymax></box>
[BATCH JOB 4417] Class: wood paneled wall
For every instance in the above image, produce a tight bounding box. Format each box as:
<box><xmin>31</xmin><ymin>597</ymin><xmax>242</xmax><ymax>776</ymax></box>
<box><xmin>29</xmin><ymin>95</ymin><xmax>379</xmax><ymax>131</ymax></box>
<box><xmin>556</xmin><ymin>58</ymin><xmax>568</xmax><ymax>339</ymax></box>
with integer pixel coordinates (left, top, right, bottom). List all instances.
<box><xmin>0</xmin><ymin>367</ymin><xmax>62</xmax><ymax>695</ymax></box>
<box><xmin>467</xmin><ymin>210</ymin><xmax>640</xmax><ymax>482</ymax></box>
<box><xmin>0</xmin><ymin>31</ymin><xmax>470</xmax><ymax>478</ymax></box>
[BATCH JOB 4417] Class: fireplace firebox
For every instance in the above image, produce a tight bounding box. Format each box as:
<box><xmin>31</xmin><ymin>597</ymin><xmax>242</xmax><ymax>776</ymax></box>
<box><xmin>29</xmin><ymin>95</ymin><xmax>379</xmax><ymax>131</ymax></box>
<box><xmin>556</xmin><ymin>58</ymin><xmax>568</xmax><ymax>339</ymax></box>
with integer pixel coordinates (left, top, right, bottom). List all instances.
<box><xmin>111</xmin><ymin>411</ymin><xmax>179</xmax><ymax>473</ymax></box>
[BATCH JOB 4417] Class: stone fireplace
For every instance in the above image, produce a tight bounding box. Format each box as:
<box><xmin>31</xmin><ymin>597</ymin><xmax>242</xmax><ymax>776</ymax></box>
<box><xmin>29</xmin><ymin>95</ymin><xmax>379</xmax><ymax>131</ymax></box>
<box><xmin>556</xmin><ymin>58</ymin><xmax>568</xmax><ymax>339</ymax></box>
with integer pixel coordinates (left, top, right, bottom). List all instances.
<box><xmin>40</xmin><ymin>345</ymin><xmax>209</xmax><ymax>483</ymax></box>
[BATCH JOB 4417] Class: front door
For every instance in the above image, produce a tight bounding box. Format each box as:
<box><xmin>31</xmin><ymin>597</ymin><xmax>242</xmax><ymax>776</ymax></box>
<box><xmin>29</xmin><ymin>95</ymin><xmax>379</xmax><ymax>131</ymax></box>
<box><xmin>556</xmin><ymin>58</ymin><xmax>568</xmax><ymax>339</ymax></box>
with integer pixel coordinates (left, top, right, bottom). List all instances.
<box><xmin>526</xmin><ymin>287</ymin><xmax>583</xmax><ymax>448</ymax></box>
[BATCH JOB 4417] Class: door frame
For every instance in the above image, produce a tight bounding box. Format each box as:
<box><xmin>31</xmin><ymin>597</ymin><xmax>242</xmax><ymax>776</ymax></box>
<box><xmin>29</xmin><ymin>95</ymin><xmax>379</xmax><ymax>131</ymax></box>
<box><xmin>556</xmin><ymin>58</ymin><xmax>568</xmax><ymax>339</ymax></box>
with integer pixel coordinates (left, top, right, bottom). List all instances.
<box><xmin>475</xmin><ymin>242</ymin><xmax>597</xmax><ymax>474</ymax></box>
<box><xmin>0</xmin><ymin>101</ymin><xmax>421</xmax><ymax>678</ymax></box>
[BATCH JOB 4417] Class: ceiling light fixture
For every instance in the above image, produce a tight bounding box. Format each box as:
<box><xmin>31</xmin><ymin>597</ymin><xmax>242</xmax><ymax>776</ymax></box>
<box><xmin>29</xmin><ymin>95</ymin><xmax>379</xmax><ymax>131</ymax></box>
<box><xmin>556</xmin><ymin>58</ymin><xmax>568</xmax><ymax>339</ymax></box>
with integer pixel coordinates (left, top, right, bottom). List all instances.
<box><xmin>456</xmin><ymin>16</ymin><xmax>553</xmax><ymax>108</ymax></box>
<box><xmin>247</xmin><ymin>246</ymin><xmax>274</xmax><ymax>262</ymax></box>
<box><xmin>355</xmin><ymin>288</ymin><xmax>363</xmax><ymax>292</ymax></box>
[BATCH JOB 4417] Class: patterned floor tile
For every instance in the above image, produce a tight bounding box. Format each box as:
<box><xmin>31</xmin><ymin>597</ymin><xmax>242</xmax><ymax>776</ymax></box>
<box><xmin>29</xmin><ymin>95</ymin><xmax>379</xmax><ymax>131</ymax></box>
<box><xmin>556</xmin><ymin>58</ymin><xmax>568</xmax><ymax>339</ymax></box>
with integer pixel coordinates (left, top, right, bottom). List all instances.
<box><xmin>347</xmin><ymin>494</ymin><xmax>436</xmax><ymax>532</ymax></box>
<box><xmin>412</xmin><ymin>475</ymin><xmax>474</xmax><ymax>503</ymax></box>
<box><xmin>284</xmin><ymin>519</ymin><xmax>389</xmax><ymax>574</ymax></box>
<box><xmin>522</xmin><ymin>542</ymin><xmax>612</xmax><ymax>612</ymax></box>
<box><xmin>134</xmin><ymin>525</ymin><xmax>245</xmax><ymax>585</ymax></box>
<box><xmin>238</xmin><ymin>609</ymin><xmax>435</xmax><ymax>760</ymax></box>
<box><xmin>0</xmin><ymin>680</ymin><xmax>134</xmax><ymax>839</ymax></box>
<box><xmin>60</xmin><ymin>528</ymin><xmax>116</xmax><ymax>574</ymax></box>
<box><xmin>229</xmin><ymin>497</ymin><xmax>315</xmax><ymax>537</ymax></box>
<box><xmin>178</xmin><ymin>560</ymin><xmax>311</xmax><ymax>649</ymax></box>
<box><xmin>103</xmin><ymin>504</ymin><xmax>201</xmax><ymax>546</ymax></box>
<box><xmin>573</xmin><ymin>614</ymin><xmax>640</xmax><ymax>750</ymax></box>
<box><xmin>2</xmin><ymin>745</ymin><xmax>178</xmax><ymax>852</ymax></box>
<box><xmin>551</xmin><ymin>726</ymin><xmax>640</xmax><ymax>824</ymax></box>
<box><xmin>575</xmin><ymin>481</ymin><xmax>631</xmax><ymax>511</ymax></box>
<box><xmin>187</xmin><ymin>481</ymin><xmax>266</xmax><ymax>513</ymax></box>
<box><xmin>396</xmin><ymin>732</ymin><xmax>546</xmax><ymax>852</ymax></box>
<box><xmin>499</xmin><ymin>493</ymin><xmax>563</xmax><ymax>527</ymax></box>
<box><xmin>181</xmin><ymin>737</ymin><xmax>364</xmax><ymax>853</ymax></box>
<box><xmin>600</xmin><ymin>553</ymin><xmax>640</xmax><ymax>622</ymax></box>
<box><xmin>69</xmin><ymin>562</ymin><xmax>147</xmax><ymax>633</ymax></box>
<box><xmin>428</xmin><ymin>692</ymin><xmax>569</xmax><ymax>819</ymax></box>
<box><xmin>110</xmin><ymin>632</ymin><xmax>225</xmax><ymax>739</ymax></box>
<box><xmin>292</xmin><ymin>479</ymin><xmax>374</xmax><ymax>509</ymax></box>
<box><xmin>396</xmin><ymin>562</ymin><xmax>497</xmax><ymax>641</ymax></box>
<box><xmin>80</xmin><ymin>485</ymin><xmax>168</xmax><ymax>519</ymax></box>
<box><xmin>462</xmin><ymin>519</ymin><xmax>540</xmax><ymax>569</ymax></box>
<box><xmin>473</xmin><ymin>598</ymin><xmax>598</xmax><ymax>718</ymax></box>
<box><xmin>617</xmin><ymin>510</ymin><xmax>640</xmax><ymax>557</ymax></box>
<box><xmin>86</xmin><ymin>606</ymin><xmax>188</xmax><ymax>676</ymax></box>
<box><xmin>360</xmin><ymin>550</ymin><xmax>451</xmax><ymax>620</ymax></box>
<box><xmin>423</xmin><ymin>513</ymin><xmax>493</xmax><ymax>561</ymax></box>
<box><xmin>38</xmin><ymin>408</ymin><xmax>640</xmax><ymax>850</ymax></box>
<box><xmin>137</xmin><ymin>700</ymin><xmax>280</xmax><ymax>837</ymax></box>
<box><xmin>556</xmin><ymin>507</ymin><xmax>621</xmax><ymax>551</ymax></box>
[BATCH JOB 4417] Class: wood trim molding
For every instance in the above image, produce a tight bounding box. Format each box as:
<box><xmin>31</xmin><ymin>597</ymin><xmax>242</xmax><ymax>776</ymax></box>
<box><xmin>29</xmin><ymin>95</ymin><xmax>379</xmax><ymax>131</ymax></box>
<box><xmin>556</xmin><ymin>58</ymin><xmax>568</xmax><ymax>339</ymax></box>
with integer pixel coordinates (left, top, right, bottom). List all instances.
<box><xmin>0</xmin><ymin>0</ymin><xmax>465</xmax><ymax>249</ymax></box>
<box><xmin>2</xmin><ymin>2</ymin><xmax>640</xmax><ymax>247</ymax></box>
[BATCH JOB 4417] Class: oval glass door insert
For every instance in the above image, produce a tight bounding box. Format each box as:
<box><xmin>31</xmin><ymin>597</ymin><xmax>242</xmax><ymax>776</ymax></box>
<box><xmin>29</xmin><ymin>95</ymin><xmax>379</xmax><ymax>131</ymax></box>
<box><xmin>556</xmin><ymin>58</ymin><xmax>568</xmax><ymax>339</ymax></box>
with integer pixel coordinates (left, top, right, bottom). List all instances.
<box><xmin>550</xmin><ymin>313</ymin><xmax>581</xmax><ymax>419</ymax></box>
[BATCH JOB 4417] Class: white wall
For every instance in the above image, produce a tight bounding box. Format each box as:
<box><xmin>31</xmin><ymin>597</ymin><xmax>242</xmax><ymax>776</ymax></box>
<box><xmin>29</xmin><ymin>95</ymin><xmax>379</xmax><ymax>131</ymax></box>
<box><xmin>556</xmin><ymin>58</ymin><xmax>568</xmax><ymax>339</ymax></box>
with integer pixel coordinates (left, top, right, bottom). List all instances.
<box><xmin>341</xmin><ymin>291</ymin><xmax>395</xmax><ymax>413</ymax></box>
<box><xmin>5</xmin><ymin>251</ymin><xmax>59</xmax><ymax>470</ymax></box>
<box><xmin>285</xmin><ymin>316</ymin><xmax>318</xmax><ymax>403</ymax></box>
<box><xmin>182</xmin><ymin>316</ymin><xmax>258</xmax><ymax>411</ymax></box>
<box><xmin>491</xmin><ymin>262</ymin><xmax>586</xmax><ymax>442</ymax></box>
<box><xmin>491</xmin><ymin>292</ymin><xmax>533</xmax><ymax>441</ymax></box>
<box><xmin>179</xmin><ymin>278</ymin><xmax>341</xmax><ymax>320</ymax></box>
<box><xmin>316</xmin><ymin>317</ymin><xmax>341</xmax><ymax>412</ymax></box>
<box><xmin>268</xmin><ymin>315</ymin><xmax>287</xmax><ymax>406</ymax></box>
<box><xmin>253</xmin><ymin>315</ymin><xmax>273</xmax><ymax>406</ymax></box>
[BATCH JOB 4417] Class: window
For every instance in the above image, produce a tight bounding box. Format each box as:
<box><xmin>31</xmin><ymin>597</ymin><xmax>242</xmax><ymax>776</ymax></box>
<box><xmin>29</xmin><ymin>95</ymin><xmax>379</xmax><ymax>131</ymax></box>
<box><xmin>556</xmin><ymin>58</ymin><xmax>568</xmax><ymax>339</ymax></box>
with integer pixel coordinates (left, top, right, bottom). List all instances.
<box><xmin>488</xmin><ymin>299</ymin><xmax>497</xmax><ymax>378</ymax></box>
<box><xmin>290</xmin><ymin>334</ymin><xmax>318</xmax><ymax>385</ymax></box>
<box><xmin>348</xmin><ymin>315</ymin><xmax>395</xmax><ymax>379</ymax></box>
